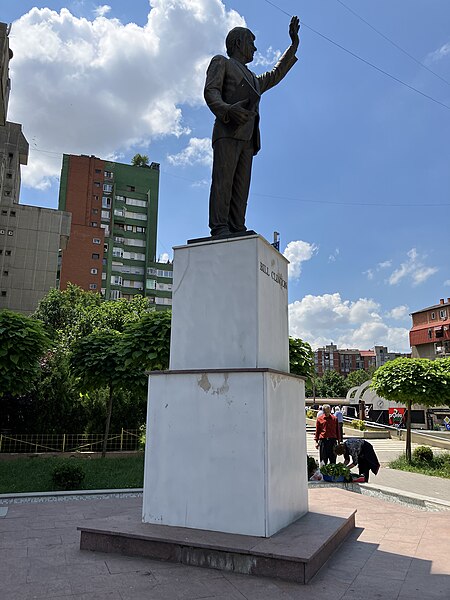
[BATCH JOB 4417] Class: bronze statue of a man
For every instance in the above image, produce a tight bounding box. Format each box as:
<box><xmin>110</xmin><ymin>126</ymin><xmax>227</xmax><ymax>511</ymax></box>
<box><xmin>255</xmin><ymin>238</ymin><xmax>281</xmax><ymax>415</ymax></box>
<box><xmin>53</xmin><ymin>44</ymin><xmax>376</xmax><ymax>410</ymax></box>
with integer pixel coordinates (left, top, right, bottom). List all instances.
<box><xmin>204</xmin><ymin>16</ymin><xmax>300</xmax><ymax>237</ymax></box>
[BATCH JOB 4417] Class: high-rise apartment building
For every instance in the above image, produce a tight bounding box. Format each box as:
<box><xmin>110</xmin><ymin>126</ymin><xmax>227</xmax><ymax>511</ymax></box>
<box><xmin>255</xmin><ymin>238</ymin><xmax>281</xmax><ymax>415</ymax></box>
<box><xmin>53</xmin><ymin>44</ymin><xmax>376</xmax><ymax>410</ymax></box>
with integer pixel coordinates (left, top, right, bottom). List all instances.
<box><xmin>58</xmin><ymin>154</ymin><xmax>172</xmax><ymax>306</ymax></box>
<box><xmin>0</xmin><ymin>26</ymin><xmax>71</xmax><ymax>314</ymax></box>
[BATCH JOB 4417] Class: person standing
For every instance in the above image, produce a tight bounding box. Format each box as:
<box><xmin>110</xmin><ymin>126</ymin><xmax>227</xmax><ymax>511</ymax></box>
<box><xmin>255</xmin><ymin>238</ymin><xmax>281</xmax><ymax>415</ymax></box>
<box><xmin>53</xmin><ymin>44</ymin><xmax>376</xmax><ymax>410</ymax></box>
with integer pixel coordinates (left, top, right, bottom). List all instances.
<box><xmin>334</xmin><ymin>405</ymin><xmax>344</xmax><ymax>441</ymax></box>
<box><xmin>315</xmin><ymin>404</ymin><xmax>341</xmax><ymax>466</ymax></box>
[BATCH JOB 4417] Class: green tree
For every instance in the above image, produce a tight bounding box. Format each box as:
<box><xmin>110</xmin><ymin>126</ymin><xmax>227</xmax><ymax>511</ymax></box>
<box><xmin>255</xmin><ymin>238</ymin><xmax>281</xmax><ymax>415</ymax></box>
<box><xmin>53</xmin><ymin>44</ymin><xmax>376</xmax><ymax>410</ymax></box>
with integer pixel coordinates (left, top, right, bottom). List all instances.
<box><xmin>0</xmin><ymin>310</ymin><xmax>50</xmax><ymax>397</ymax></box>
<box><xmin>76</xmin><ymin>295</ymin><xmax>152</xmax><ymax>339</ymax></box>
<box><xmin>70</xmin><ymin>331</ymin><xmax>124</xmax><ymax>457</ymax></box>
<box><xmin>70</xmin><ymin>311</ymin><xmax>171</xmax><ymax>455</ymax></box>
<box><xmin>371</xmin><ymin>358</ymin><xmax>450</xmax><ymax>462</ymax></box>
<box><xmin>345</xmin><ymin>369</ymin><xmax>371</xmax><ymax>391</ymax></box>
<box><xmin>33</xmin><ymin>284</ymin><xmax>102</xmax><ymax>344</ymax></box>
<box><xmin>289</xmin><ymin>337</ymin><xmax>314</xmax><ymax>380</ymax></box>
<box><xmin>119</xmin><ymin>310</ymin><xmax>171</xmax><ymax>392</ymax></box>
<box><xmin>131</xmin><ymin>153</ymin><xmax>149</xmax><ymax>167</ymax></box>
<box><xmin>315</xmin><ymin>369</ymin><xmax>347</xmax><ymax>398</ymax></box>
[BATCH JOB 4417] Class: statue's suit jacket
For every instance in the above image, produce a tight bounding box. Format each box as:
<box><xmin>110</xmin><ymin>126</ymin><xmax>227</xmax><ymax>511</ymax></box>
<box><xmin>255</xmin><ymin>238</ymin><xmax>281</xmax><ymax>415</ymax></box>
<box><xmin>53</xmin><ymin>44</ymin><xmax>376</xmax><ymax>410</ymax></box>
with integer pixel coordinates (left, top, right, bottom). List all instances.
<box><xmin>204</xmin><ymin>46</ymin><xmax>297</xmax><ymax>156</ymax></box>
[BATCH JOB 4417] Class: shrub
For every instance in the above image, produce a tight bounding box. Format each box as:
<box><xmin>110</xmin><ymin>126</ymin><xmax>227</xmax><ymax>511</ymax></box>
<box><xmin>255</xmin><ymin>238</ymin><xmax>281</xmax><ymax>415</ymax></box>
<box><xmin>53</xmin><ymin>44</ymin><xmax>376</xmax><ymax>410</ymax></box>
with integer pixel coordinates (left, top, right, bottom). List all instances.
<box><xmin>51</xmin><ymin>461</ymin><xmax>85</xmax><ymax>490</ymax></box>
<box><xmin>412</xmin><ymin>445</ymin><xmax>434</xmax><ymax>463</ymax></box>
<box><xmin>307</xmin><ymin>455</ymin><xmax>318</xmax><ymax>479</ymax></box>
<box><xmin>351</xmin><ymin>419</ymin><xmax>366</xmax><ymax>431</ymax></box>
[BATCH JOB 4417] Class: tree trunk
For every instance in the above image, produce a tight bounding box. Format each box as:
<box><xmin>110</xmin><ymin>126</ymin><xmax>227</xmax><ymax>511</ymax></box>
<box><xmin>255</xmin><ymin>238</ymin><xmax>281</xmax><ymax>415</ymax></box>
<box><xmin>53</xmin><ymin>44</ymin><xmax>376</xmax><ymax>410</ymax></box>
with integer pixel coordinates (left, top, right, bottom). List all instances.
<box><xmin>405</xmin><ymin>399</ymin><xmax>412</xmax><ymax>463</ymax></box>
<box><xmin>102</xmin><ymin>383</ymin><xmax>114</xmax><ymax>459</ymax></box>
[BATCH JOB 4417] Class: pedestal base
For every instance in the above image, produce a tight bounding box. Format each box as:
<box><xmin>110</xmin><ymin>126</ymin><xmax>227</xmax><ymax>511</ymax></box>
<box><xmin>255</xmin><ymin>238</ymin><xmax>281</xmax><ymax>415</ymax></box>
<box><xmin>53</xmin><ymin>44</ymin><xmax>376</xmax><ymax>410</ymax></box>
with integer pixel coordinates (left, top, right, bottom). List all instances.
<box><xmin>79</xmin><ymin>493</ymin><xmax>356</xmax><ymax>584</ymax></box>
<box><xmin>142</xmin><ymin>369</ymin><xmax>308</xmax><ymax>537</ymax></box>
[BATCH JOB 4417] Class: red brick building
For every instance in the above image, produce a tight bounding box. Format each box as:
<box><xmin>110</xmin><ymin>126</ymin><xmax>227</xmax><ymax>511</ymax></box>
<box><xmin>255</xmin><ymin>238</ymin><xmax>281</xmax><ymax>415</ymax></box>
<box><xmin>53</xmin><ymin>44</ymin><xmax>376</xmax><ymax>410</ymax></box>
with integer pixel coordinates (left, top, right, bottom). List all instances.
<box><xmin>410</xmin><ymin>298</ymin><xmax>450</xmax><ymax>358</ymax></box>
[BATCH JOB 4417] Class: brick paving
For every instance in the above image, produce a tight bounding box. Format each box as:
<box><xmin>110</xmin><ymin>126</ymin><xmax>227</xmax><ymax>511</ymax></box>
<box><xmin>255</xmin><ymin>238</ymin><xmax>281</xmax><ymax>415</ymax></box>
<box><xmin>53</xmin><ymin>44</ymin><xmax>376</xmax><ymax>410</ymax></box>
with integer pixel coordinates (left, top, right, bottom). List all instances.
<box><xmin>1</xmin><ymin>488</ymin><xmax>449</xmax><ymax>599</ymax></box>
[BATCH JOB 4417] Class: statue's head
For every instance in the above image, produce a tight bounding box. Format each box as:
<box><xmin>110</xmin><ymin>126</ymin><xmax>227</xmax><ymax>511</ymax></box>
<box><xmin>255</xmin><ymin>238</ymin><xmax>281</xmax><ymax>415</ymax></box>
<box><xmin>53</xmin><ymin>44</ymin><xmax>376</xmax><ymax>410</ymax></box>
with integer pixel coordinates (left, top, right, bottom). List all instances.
<box><xmin>225</xmin><ymin>27</ymin><xmax>257</xmax><ymax>64</ymax></box>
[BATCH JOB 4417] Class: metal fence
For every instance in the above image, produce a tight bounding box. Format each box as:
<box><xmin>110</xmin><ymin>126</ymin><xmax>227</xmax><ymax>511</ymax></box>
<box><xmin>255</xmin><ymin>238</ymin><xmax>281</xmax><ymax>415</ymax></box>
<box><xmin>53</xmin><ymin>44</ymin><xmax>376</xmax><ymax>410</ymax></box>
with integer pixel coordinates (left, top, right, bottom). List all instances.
<box><xmin>0</xmin><ymin>429</ymin><xmax>142</xmax><ymax>454</ymax></box>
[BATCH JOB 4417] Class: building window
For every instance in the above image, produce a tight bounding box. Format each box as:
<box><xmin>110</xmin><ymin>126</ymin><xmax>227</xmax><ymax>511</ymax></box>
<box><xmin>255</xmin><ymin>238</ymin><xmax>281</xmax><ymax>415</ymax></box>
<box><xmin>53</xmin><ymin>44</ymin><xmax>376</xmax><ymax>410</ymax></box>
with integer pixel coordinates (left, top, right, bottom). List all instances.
<box><xmin>103</xmin><ymin>184</ymin><xmax>113</xmax><ymax>192</ymax></box>
<box><xmin>7</xmin><ymin>230</ymin><xmax>13</xmax><ymax>236</ymax></box>
<box><xmin>92</xmin><ymin>208</ymin><xmax>99</xmax><ymax>215</ymax></box>
<box><xmin>431</xmin><ymin>312</ymin><xmax>435</xmax><ymax>320</ymax></box>
<box><xmin>94</xmin><ymin>195</ymin><xmax>99</xmax><ymax>201</ymax></box>
<box><xmin>95</xmin><ymin>168</ymin><xmax>102</xmax><ymax>174</ymax></box>
<box><xmin>126</xmin><ymin>185</ymin><xmax>136</xmax><ymax>192</ymax></box>
<box><xmin>1</xmin><ymin>210</ymin><xmax>7</xmax><ymax>215</ymax></box>
<box><xmin>4</xmin><ymin>191</ymin><xmax>10</xmax><ymax>196</ymax></box>
<box><xmin>5</xmin><ymin>250</ymin><xmax>11</xmax><ymax>256</ymax></box>
<box><xmin>93</xmin><ymin>238</ymin><xmax>101</xmax><ymax>244</ymax></box>
<box><xmin>89</xmin><ymin>283</ymin><xmax>97</xmax><ymax>290</ymax></box>
<box><xmin>90</xmin><ymin>222</ymin><xmax>98</xmax><ymax>227</ymax></box>
<box><xmin>6</xmin><ymin>173</ymin><xmax>12</xmax><ymax>179</ymax></box>
<box><xmin>1</xmin><ymin>291</ymin><xmax>6</xmax><ymax>297</ymax></box>
<box><xmin>440</xmin><ymin>309</ymin><xmax>447</xmax><ymax>319</ymax></box>
<box><xmin>101</xmin><ymin>210</ymin><xmax>110</xmax><ymax>219</ymax></box>
<box><xmin>91</xmin><ymin>268</ymin><xmax>98</xmax><ymax>275</ymax></box>
<box><xmin>92</xmin><ymin>253</ymin><xmax>100</xmax><ymax>259</ymax></box>
<box><xmin>94</xmin><ymin>181</ymin><xmax>101</xmax><ymax>187</ymax></box>
<box><xmin>428</xmin><ymin>329</ymin><xmax>433</xmax><ymax>339</ymax></box>
<box><xmin>3</xmin><ymin>270</ymin><xmax>8</xmax><ymax>276</ymax></box>
<box><xmin>104</xmin><ymin>171</ymin><xmax>113</xmax><ymax>178</ymax></box>
<box><xmin>102</xmin><ymin>197</ymin><xmax>111</xmax><ymax>208</ymax></box>
<box><xmin>9</xmin><ymin>211</ymin><xmax>15</xmax><ymax>217</ymax></box>
<box><xmin>146</xmin><ymin>279</ymin><xmax>157</xmax><ymax>289</ymax></box>
<box><xmin>116</xmin><ymin>195</ymin><xmax>125</xmax><ymax>202</ymax></box>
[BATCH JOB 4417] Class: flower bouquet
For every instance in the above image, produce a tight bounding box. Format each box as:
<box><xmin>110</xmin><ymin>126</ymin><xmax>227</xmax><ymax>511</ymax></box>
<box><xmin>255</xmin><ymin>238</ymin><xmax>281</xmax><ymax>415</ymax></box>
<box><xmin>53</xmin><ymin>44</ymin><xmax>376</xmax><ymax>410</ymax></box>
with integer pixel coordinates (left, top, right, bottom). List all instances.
<box><xmin>320</xmin><ymin>463</ymin><xmax>351</xmax><ymax>483</ymax></box>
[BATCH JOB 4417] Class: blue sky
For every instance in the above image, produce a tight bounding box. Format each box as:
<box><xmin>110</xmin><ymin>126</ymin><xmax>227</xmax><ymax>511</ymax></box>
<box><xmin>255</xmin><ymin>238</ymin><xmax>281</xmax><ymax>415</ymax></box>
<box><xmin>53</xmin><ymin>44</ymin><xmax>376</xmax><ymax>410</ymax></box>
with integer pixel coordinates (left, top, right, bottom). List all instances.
<box><xmin>3</xmin><ymin>0</ymin><xmax>450</xmax><ymax>351</ymax></box>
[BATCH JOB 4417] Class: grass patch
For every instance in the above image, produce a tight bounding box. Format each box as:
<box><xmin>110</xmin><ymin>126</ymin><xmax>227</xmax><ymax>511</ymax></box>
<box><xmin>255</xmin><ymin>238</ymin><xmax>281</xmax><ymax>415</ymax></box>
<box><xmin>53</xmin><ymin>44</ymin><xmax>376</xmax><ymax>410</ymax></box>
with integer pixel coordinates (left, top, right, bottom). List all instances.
<box><xmin>389</xmin><ymin>452</ymin><xmax>450</xmax><ymax>479</ymax></box>
<box><xmin>0</xmin><ymin>454</ymin><xmax>145</xmax><ymax>494</ymax></box>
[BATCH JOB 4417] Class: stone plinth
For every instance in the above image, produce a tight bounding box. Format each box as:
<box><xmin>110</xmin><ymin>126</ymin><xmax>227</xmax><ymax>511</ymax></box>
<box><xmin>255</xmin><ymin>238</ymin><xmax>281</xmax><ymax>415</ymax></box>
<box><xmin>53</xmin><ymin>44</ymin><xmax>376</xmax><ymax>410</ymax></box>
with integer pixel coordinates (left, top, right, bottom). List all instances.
<box><xmin>169</xmin><ymin>235</ymin><xmax>289</xmax><ymax>372</ymax></box>
<box><xmin>142</xmin><ymin>369</ymin><xmax>307</xmax><ymax>537</ymax></box>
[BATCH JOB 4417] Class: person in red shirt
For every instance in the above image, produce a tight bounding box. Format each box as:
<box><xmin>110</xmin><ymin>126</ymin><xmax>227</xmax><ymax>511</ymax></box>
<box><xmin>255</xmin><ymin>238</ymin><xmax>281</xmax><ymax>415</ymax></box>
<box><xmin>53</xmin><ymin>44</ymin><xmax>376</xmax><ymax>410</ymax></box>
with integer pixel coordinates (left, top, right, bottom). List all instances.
<box><xmin>315</xmin><ymin>404</ymin><xmax>341</xmax><ymax>465</ymax></box>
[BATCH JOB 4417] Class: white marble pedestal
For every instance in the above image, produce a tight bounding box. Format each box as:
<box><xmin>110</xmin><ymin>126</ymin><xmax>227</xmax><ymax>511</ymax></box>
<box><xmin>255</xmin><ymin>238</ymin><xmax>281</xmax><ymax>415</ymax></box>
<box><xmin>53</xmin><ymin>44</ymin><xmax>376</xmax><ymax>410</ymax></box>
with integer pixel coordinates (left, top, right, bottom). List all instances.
<box><xmin>142</xmin><ymin>234</ymin><xmax>308</xmax><ymax>537</ymax></box>
<box><xmin>142</xmin><ymin>368</ymin><xmax>307</xmax><ymax>537</ymax></box>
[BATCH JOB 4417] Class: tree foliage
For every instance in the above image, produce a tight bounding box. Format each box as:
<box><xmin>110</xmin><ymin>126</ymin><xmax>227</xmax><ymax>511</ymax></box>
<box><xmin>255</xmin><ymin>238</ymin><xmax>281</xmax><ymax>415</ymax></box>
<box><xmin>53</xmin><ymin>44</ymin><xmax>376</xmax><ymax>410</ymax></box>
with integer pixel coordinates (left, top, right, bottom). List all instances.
<box><xmin>314</xmin><ymin>369</ymin><xmax>347</xmax><ymax>398</ymax></box>
<box><xmin>131</xmin><ymin>153</ymin><xmax>149</xmax><ymax>167</ymax></box>
<box><xmin>0</xmin><ymin>310</ymin><xmax>50</xmax><ymax>397</ymax></box>
<box><xmin>345</xmin><ymin>369</ymin><xmax>371</xmax><ymax>390</ymax></box>
<box><xmin>371</xmin><ymin>357</ymin><xmax>450</xmax><ymax>461</ymax></box>
<box><xmin>289</xmin><ymin>337</ymin><xmax>314</xmax><ymax>380</ymax></box>
<box><xmin>33</xmin><ymin>284</ymin><xmax>102</xmax><ymax>344</ymax></box>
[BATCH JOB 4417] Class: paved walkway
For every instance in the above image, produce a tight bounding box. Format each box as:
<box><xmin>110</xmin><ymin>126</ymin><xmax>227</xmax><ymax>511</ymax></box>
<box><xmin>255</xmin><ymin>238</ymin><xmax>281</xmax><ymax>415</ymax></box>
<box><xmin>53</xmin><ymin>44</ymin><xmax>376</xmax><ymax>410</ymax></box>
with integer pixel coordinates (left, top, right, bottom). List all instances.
<box><xmin>370</xmin><ymin>467</ymin><xmax>450</xmax><ymax>503</ymax></box>
<box><xmin>1</xmin><ymin>488</ymin><xmax>449</xmax><ymax>599</ymax></box>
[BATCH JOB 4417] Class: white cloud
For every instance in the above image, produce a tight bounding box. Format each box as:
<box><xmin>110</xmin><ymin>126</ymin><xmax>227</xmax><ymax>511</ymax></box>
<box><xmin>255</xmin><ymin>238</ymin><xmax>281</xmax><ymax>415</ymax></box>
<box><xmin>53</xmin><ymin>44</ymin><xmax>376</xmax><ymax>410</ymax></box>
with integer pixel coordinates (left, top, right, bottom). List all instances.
<box><xmin>388</xmin><ymin>248</ymin><xmax>438</xmax><ymax>286</ymax></box>
<box><xmin>387</xmin><ymin>305</ymin><xmax>409</xmax><ymax>320</ymax></box>
<box><xmin>328</xmin><ymin>248</ymin><xmax>339</xmax><ymax>263</ymax></box>
<box><xmin>8</xmin><ymin>1</ymin><xmax>245</xmax><ymax>189</ymax></box>
<box><xmin>378</xmin><ymin>260</ymin><xmax>392</xmax><ymax>269</ymax></box>
<box><xmin>283</xmin><ymin>240</ymin><xmax>318</xmax><ymax>280</ymax></box>
<box><xmin>289</xmin><ymin>293</ymin><xmax>410</xmax><ymax>352</ymax></box>
<box><xmin>253</xmin><ymin>47</ymin><xmax>281</xmax><ymax>67</ymax></box>
<box><xmin>94</xmin><ymin>5</ymin><xmax>112</xmax><ymax>17</ymax></box>
<box><xmin>363</xmin><ymin>258</ymin><xmax>391</xmax><ymax>280</ymax></box>
<box><xmin>428</xmin><ymin>42</ymin><xmax>450</xmax><ymax>62</ymax></box>
<box><xmin>167</xmin><ymin>137</ymin><xmax>212</xmax><ymax>167</ymax></box>
<box><xmin>445</xmin><ymin>280</ymin><xmax>450</xmax><ymax>287</ymax></box>
<box><xmin>158</xmin><ymin>252</ymin><xmax>171</xmax><ymax>262</ymax></box>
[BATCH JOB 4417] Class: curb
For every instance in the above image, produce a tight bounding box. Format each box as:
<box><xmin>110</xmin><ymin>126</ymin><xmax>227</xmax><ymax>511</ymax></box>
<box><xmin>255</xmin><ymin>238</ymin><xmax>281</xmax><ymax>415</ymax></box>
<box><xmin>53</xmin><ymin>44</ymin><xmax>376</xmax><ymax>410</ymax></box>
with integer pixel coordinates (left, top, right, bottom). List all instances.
<box><xmin>308</xmin><ymin>481</ymin><xmax>450</xmax><ymax>512</ymax></box>
<box><xmin>0</xmin><ymin>488</ymin><xmax>143</xmax><ymax>505</ymax></box>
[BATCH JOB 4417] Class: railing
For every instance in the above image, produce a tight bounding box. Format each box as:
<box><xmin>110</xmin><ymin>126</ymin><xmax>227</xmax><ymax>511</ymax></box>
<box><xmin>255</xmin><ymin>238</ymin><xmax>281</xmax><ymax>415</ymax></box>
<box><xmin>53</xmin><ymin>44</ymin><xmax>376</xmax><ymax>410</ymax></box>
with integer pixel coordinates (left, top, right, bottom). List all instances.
<box><xmin>0</xmin><ymin>429</ymin><xmax>142</xmax><ymax>454</ymax></box>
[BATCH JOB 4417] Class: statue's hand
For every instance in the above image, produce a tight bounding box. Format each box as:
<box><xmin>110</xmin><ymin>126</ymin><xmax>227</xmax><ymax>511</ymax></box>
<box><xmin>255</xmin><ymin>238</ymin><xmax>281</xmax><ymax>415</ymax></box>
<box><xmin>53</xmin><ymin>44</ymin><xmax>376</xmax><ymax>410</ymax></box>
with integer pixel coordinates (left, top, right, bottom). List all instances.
<box><xmin>228</xmin><ymin>100</ymin><xmax>253</xmax><ymax>125</ymax></box>
<box><xmin>289</xmin><ymin>15</ymin><xmax>300</xmax><ymax>50</ymax></box>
